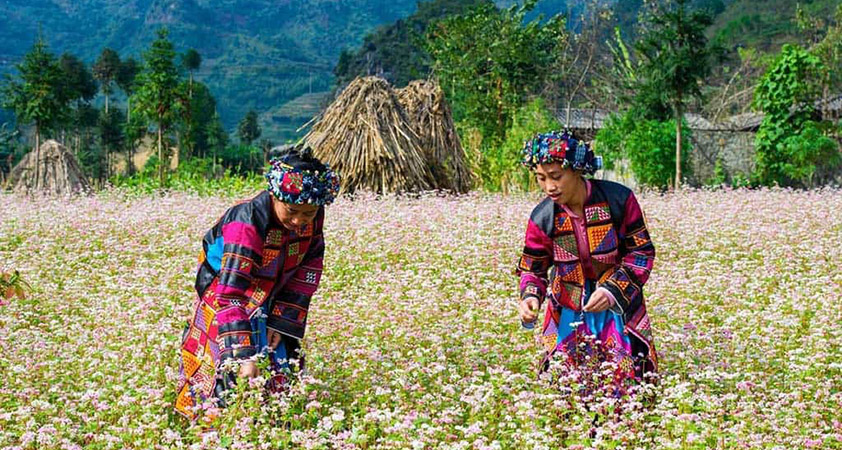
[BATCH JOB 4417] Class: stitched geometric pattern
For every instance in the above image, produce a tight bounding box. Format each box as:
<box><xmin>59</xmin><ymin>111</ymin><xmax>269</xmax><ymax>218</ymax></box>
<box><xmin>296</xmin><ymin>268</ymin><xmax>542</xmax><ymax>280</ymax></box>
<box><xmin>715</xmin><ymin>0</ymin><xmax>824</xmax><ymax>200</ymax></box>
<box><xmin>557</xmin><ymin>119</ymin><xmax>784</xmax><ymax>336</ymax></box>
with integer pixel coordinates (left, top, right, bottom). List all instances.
<box><xmin>266</xmin><ymin>229</ymin><xmax>284</xmax><ymax>246</ymax></box>
<box><xmin>517</xmin><ymin>255</ymin><xmax>545</xmax><ymax>272</ymax></box>
<box><xmin>251</xmin><ymin>286</ymin><xmax>267</xmax><ymax>304</ymax></box>
<box><xmin>193</xmin><ymin>306</ymin><xmax>207</xmax><ymax>333</ymax></box>
<box><xmin>554</xmin><ymin>213</ymin><xmax>573</xmax><ymax>234</ymax></box>
<box><xmin>629</xmin><ymin>228</ymin><xmax>652</xmax><ymax>248</ymax></box>
<box><xmin>288</xmin><ymin>242</ymin><xmax>300</xmax><ymax>257</ymax></box>
<box><xmin>633</xmin><ymin>254</ymin><xmax>650</xmax><ymax>268</ymax></box>
<box><xmin>616</xmin><ymin>279</ymin><xmax>630</xmax><ymax>291</ymax></box>
<box><xmin>255</xmin><ymin>248</ymin><xmax>282</xmax><ymax>278</ymax></box>
<box><xmin>564</xmin><ymin>283</ymin><xmax>583</xmax><ymax>310</ymax></box>
<box><xmin>597</xmin><ymin>266</ymin><xmax>617</xmax><ymax>283</ymax></box>
<box><xmin>553</xmin><ymin>276</ymin><xmax>582</xmax><ymax>310</ymax></box>
<box><xmin>181</xmin><ymin>349</ymin><xmax>200</xmax><ymax>377</ymax></box>
<box><xmin>557</xmin><ymin>262</ymin><xmax>584</xmax><ymax>284</ymax></box>
<box><xmin>293</xmin><ymin>223</ymin><xmax>314</xmax><ymax>238</ymax></box>
<box><xmin>587</xmin><ymin>224</ymin><xmax>617</xmax><ymax>254</ymax></box>
<box><xmin>305</xmin><ymin>271</ymin><xmax>318</xmax><ymax>284</ymax></box>
<box><xmin>523</xmin><ymin>284</ymin><xmax>539</xmax><ymax>297</ymax></box>
<box><xmin>261</xmin><ymin>248</ymin><xmax>280</xmax><ymax>267</ymax></box>
<box><xmin>585</xmin><ymin>203</ymin><xmax>611</xmax><ymax>224</ymax></box>
<box><xmin>553</xmin><ymin>234</ymin><xmax>579</xmax><ymax>262</ymax></box>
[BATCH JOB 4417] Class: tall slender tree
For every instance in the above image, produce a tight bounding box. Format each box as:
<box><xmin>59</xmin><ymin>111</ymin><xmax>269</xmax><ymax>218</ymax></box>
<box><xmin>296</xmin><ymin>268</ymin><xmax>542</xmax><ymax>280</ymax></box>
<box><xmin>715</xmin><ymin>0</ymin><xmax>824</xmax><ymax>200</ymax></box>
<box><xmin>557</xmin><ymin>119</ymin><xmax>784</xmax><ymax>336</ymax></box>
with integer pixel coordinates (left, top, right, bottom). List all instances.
<box><xmin>1</xmin><ymin>35</ymin><xmax>68</xmax><ymax>190</ymax></box>
<box><xmin>92</xmin><ymin>48</ymin><xmax>121</xmax><ymax>114</ymax></box>
<box><xmin>237</xmin><ymin>110</ymin><xmax>261</xmax><ymax>146</ymax></box>
<box><xmin>635</xmin><ymin>0</ymin><xmax>715</xmax><ymax>189</ymax></box>
<box><xmin>133</xmin><ymin>29</ymin><xmax>182</xmax><ymax>186</ymax></box>
<box><xmin>116</xmin><ymin>57</ymin><xmax>141</xmax><ymax>174</ymax></box>
<box><xmin>181</xmin><ymin>49</ymin><xmax>201</xmax><ymax>98</ymax></box>
<box><xmin>206</xmin><ymin>110</ymin><xmax>228</xmax><ymax>173</ymax></box>
<box><xmin>58</xmin><ymin>53</ymin><xmax>98</xmax><ymax>174</ymax></box>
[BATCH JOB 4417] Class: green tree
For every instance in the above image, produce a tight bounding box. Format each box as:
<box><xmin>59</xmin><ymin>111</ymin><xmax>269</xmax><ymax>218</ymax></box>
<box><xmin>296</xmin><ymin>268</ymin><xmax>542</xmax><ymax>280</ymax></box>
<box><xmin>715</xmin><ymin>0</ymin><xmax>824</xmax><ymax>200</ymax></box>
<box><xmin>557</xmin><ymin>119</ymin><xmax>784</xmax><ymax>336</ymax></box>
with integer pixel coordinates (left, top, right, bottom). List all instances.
<box><xmin>237</xmin><ymin>110</ymin><xmax>261</xmax><ymax>146</ymax></box>
<box><xmin>58</xmin><ymin>53</ymin><xmax>97</xmax><ymax>107</ymax></box>
<box><xmin>92</xmin><ymin>48</ymin><xmax>121</xmax><ymax>114</ymax></box>
<box><xmin>132</xmin><ymin>29</ymin><xmax>183</xmax><ymax>186</ymax></box>
<box><xmin>117</xmin><ymin>57</ymin><xmax>141</xmax><ymax>174</ymax></box>
<box><xmin>1</xmin><ymin>35</ymin><xmax>69</xmax><ymax>190</ymax></box>
<box><xmin>58</xmin><ymin>53</ymin><xmax>98</xmax><ymax>175</ymax></box>
<box><xmin>753</xmin><ymin>44</ymin><xmax>832</xmax><ymax>186</ymax></box>
<box><xmin>634</xmin><ymin>0</ymin><xmax>716</xmax><ymax>189</ymax></box>
<box><xmin>181</xmin><ymin>48</ymin><xmax>201</xmax><ymax>98</ymax></box>
<box><xmin>595</xmin><ymin>112</ymin><xmax>692</xmax><ymax>189</ymax></box>
<box><xmin>98</xmin><ymin>108</ymin><xmax>125</xmax><ymax>182</ymax></box>
<box><xmin>177</xmin><ymin>81</ymin><xmax>217</xmax><ymax>160</ymax></box>
<box><xmin>425</xmin><ymin>1</ymin><xmax>565</xmax><ymax>145</ymax></box>
<box><xmin>206</xmin><ymin>110</ymin><xmax>228</xmax><ymax>173</ymax></box>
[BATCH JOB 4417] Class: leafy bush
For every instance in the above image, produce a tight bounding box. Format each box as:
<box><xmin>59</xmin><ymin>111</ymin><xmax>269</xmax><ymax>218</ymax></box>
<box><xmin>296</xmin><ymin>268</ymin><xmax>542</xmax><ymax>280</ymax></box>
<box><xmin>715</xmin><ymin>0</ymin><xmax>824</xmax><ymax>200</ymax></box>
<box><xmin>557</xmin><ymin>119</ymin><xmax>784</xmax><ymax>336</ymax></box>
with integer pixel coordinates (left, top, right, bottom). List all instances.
<box><xmin>752</xmin><ymin>44</ymin><xmax>834</xmax><ymax>186</ymax></box>
<box><xmin>218</xmin><ymin>144</ymin><xmax>265</xmax><ymax>175</ymax></box>
<box><xmin>111</xmin><ymin>156</ymin><xmax>264</xmax><ymax>196</ymax></box>
<box><xmin>778</xmin><ymin>121</ymin><xmax>841</xmax><ymax>187</ymax></box>
<box><xmin>595</xmin><ymin>112</ymin><xmax>692</xmax><ymax>189</ymax></box>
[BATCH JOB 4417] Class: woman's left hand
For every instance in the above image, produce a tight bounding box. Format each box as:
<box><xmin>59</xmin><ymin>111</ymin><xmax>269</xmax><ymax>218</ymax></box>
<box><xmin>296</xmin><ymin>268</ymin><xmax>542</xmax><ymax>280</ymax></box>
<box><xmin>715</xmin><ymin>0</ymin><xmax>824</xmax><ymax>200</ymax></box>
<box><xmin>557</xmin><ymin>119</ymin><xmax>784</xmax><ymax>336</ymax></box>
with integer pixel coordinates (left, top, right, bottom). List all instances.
<box><xmin>583</xmin><ymin>289</ymin><xmax>613</xmax><ymax>313</ymax></box>
<box><xmin>268</xmin><ymin>329</ymin><xmax>281</xmax><ymax>351</ymax></box>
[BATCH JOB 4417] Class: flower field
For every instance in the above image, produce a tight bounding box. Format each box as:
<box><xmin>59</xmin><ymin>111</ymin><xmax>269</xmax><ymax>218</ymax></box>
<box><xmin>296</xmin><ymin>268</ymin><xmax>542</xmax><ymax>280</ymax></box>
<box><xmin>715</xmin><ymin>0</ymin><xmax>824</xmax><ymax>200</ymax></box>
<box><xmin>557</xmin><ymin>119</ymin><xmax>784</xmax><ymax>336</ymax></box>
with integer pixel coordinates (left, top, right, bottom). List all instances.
<box><xmin>1</xmin><ymin>188</ymin><xmax>841</xmax><ymax>449</ymax></box>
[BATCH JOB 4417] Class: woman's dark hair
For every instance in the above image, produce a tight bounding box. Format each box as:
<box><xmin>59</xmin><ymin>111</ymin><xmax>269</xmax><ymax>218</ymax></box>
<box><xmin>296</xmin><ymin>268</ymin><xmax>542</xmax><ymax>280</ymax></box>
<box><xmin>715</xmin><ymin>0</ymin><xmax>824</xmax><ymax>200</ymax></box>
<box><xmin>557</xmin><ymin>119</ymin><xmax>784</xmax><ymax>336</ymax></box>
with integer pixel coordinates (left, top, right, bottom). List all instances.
<box><xmin>268</xmin><ymin>143</ymin><xmax>327</xmax><ymax>173</ymax></box>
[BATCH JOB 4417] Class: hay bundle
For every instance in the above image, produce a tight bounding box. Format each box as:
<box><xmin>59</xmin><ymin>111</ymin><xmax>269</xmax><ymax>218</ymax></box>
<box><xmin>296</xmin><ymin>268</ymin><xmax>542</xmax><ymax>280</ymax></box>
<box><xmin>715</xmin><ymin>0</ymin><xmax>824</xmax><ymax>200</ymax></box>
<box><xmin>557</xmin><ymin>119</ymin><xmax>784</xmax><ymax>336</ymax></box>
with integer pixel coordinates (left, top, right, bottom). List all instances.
<box><xmin>7</xmin><ymin>139</ymin><xmax>91</xmax><ymax>195</ymax></box>
<box><xmin>304</xmin><ymin>76</ymin><xmax>433</xmax><ymax>194</ymax></box>
<box><xmin>397</xmin><ymin>80</ymin><xmax>472</xmax><ymax>193</ymax></box>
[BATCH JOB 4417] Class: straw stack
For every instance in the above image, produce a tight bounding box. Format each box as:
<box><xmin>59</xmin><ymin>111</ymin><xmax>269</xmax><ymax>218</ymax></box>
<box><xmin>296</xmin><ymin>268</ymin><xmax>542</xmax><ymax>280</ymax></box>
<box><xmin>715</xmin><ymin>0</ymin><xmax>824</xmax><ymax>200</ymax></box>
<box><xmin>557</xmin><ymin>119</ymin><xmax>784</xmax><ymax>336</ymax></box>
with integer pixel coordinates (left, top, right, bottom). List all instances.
<box><xmin>304</xmin><ymin>77</ymin><xmax>434</xmax><ymax>194</ymax></box>
<box><xmin>397</xmin><ymin>80</ymin><xmax>472</xmax><ymax>193</ymax></box>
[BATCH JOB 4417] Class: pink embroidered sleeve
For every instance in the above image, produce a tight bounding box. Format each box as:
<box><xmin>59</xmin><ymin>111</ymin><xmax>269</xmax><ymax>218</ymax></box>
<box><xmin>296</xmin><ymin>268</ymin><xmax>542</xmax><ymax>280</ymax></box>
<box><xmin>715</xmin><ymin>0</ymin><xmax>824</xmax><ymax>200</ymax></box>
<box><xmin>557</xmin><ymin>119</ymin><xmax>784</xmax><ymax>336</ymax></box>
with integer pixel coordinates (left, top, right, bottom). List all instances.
<box><xmin>516</xmin><ymin>219</ymin><xmax>553</xmax><ymax>303</ymax></box>
<box><xmin>215</xmin><ymin>220</ymin><xmax>264</xmax><ymax>362</ymax></box>
<box><xmin>598</xmin><ymin>192</ymin><xmax>655</xmax><ymax>313</ymax></box>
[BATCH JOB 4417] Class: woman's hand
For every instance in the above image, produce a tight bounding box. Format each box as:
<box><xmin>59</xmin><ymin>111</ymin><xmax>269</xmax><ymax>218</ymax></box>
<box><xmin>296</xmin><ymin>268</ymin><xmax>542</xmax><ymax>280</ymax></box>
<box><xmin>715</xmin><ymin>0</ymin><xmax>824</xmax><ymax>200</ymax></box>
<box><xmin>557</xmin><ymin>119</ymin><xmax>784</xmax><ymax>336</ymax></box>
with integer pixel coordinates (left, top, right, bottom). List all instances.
<box><xmin>239</xmin><ymin>361</ymin><xmax>259</xmax><ymax>378</ymax></box>
<box><xmin>583</xmin><ymin>289</ymin><xmax>613</xmax><ymax>313</ymax></box>
<box><xmin>518</xmin><ymin>296</ymin><xmax>540</xmax><ymax>324</ymax></box>
<box><xmin>267</xmin><ymin>329</ymin><xmax>281</xmax><ymax>351</ymax></box>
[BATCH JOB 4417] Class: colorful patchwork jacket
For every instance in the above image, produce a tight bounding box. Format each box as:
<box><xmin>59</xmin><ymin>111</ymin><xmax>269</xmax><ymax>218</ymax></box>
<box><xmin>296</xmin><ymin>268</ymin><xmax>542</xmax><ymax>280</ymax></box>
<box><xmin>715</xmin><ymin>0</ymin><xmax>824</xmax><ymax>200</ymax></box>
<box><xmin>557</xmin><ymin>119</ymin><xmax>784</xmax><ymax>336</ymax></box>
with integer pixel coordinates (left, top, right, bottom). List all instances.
<box><xmin>517</xmin><ymin>179</ymin><xmax>658</xmax><ymax>371</ymax></box>
<box><xmin>195</xmin><ymin>190</ymin><xmax>325</xmax><ymax>364</ymax></box>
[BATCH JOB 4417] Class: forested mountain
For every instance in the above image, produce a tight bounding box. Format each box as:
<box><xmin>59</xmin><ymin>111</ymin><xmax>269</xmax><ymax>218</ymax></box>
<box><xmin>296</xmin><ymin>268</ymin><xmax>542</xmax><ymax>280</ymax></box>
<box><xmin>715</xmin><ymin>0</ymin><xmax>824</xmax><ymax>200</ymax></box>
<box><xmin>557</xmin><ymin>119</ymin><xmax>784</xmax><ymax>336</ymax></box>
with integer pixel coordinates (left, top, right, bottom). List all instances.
<box><xmin>1</xmin><ymin>0</ymin><xmax>837</xmax><ymax>141</ymax></box>
<box><xmin>0</xmin><ymin>0</ymin><xmax>421</xmax><ymax>139</ymax></box>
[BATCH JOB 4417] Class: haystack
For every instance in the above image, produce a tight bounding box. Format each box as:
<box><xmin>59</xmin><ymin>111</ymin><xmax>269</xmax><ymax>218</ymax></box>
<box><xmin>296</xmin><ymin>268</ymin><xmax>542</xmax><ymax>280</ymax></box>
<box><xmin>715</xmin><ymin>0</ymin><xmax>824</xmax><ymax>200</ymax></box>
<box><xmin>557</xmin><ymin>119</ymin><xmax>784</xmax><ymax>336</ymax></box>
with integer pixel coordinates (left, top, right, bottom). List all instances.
<box><xmin>304</xmin><ymin>76</ymin><xmax>433</xmax><ymax>194</ymax></box>
<box><xmin>7</xmin><ymin>140</ymin><xmax>91</xmax><ymax>195</ymax></box>
<box><xmin>397</xmin><ymin>80</ymin><xmax>472</xmax><ymax>193</ymax></box>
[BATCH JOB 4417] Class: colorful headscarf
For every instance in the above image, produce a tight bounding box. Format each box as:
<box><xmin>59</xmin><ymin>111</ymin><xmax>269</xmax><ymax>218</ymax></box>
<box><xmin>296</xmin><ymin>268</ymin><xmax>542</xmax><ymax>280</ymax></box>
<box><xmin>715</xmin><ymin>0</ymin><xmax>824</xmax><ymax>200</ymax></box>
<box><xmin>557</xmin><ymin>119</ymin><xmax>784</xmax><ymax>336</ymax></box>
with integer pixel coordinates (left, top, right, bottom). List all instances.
<box><xmin>521</xmin><ymin>131</ymin><xmax>602</xmax><ymax>175</ymax></box>
<box><xmin>265</xmin><ymin>145</ymin><xmax>340</xmax><ymax>206</ymax></box>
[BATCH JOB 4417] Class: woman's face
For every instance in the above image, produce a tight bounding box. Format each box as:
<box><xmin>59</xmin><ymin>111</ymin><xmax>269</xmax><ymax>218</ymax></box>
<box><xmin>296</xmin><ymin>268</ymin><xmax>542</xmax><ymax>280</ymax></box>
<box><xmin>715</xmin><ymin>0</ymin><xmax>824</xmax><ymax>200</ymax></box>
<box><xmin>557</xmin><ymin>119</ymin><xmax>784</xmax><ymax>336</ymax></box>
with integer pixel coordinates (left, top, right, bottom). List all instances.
<box><xmin>535</xmin><ymin>162</ymin><xmax>583</xmax><ymax>206</ymax></box>
<box><xmin>272</xmin><ymin>198</ymin><xmax>319</xmax><ymax>231</ymax></box>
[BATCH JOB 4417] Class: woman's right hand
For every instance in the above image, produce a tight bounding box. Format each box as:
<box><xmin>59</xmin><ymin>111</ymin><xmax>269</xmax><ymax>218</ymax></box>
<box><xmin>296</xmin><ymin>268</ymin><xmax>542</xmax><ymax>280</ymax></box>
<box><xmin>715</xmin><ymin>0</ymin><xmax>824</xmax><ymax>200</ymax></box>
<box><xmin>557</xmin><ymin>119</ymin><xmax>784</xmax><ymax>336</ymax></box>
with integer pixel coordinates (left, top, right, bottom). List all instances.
<box><xmin>518</xmin><ymin>296</ymin><xmax>540</xmax><ymax>324</ymax></box>
<box><xmin>239</xmin><ymin>361</ymin><xmax>259</xmax><ymax>378</ymax></box>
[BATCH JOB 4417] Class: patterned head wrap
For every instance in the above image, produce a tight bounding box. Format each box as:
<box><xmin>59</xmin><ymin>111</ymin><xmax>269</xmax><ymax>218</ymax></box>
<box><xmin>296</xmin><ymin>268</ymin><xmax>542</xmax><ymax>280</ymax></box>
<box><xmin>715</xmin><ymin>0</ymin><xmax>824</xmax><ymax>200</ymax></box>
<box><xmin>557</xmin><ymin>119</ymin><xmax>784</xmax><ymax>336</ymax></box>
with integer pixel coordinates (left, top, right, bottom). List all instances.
<box><xmin>265</xmin><ymin>144</ymin><xmax>340</xmax><ymax>206</ymax></box>
<box><xmin>521</xmin><ymin>131</ymin><xmax>602</xmax><ymax>175</ymax></box>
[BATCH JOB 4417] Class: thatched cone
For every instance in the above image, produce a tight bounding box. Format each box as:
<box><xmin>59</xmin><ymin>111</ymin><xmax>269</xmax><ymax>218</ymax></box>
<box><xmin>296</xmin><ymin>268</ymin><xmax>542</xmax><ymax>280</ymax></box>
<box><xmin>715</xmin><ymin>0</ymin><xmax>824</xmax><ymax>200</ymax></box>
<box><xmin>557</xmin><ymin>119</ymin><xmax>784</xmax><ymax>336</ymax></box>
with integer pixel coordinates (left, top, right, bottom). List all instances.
<box><xmin>397</xmin><ymin>80</ymin><xmax>472</xmax><ymax>193</ymax></box>
<box><xmin>7</xmin><ymin>140</ymin><xmax>91</xmax><ymax>195</ymax></box>
<box><xmin>304</xmin><ymin>76</ymin><xmax>434</xmax><ymax>194</ymax></box>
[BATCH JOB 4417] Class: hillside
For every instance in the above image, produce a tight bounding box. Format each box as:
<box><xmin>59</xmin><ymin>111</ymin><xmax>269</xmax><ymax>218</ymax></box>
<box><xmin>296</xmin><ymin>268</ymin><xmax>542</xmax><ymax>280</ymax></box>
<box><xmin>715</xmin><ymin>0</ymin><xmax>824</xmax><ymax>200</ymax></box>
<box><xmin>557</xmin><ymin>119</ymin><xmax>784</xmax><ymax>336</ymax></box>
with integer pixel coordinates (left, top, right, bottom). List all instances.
<box><xmin>1</xmin><ymin>0</ymin><xmax>837</xmax><ymax>142</ymax></box>
<box><xmin>709</xmin><ymin>0</ymin><xmax>839</xmax><ymax>50</ymax></box>
<box><xmin>0</xmin><ymin>0</ymin><xmax>420</xmax><ymax>140</ymax></box>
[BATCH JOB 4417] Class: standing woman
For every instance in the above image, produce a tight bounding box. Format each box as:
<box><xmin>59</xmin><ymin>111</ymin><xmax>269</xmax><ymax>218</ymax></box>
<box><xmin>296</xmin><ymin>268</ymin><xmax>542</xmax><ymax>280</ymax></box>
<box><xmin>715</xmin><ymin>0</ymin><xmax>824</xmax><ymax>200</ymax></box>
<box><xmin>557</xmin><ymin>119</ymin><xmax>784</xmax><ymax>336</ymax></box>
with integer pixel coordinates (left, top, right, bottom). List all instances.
<box><xmin>176</xmin><ymin>144</ymin><xmax>340</xmax><ymax>420</ymax></box>
<box><xmin>516</xmin><ymin>131</ymin><xmax>657</xmax><ymax>387</ymax></box>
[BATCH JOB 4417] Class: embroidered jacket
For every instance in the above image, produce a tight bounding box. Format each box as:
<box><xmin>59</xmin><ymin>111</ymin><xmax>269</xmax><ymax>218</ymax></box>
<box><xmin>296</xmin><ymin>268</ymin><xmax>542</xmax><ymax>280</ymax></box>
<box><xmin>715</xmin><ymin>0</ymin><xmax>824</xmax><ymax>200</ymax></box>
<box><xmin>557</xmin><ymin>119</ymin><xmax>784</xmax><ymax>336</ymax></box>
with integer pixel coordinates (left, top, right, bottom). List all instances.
<box><xmin>195</xmin><ymin>190</ymin><xmax>324</xmax><ymax>363</ymax></box>
<box><xmin>517</xmin><ymin>179</ymin><xmax>657</xmax><ymax>370</ymax></box>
